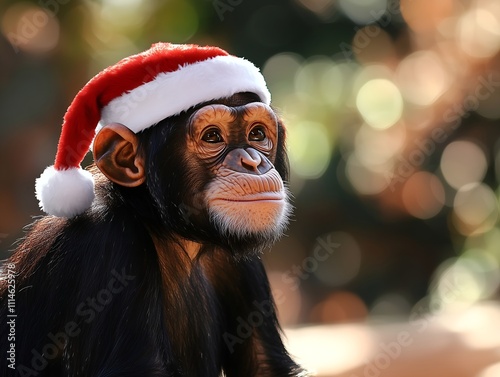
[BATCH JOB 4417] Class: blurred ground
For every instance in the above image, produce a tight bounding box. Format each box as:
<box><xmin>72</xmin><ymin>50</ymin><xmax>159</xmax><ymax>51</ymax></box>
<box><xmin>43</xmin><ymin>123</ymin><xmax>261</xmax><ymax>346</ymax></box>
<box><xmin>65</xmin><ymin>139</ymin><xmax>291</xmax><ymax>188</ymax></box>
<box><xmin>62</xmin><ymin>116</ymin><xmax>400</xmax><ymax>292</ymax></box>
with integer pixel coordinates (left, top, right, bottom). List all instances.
<box><xmin>285</xmin><ymin>302</ymin><xmax>500</xmax><ymax>377</ymax></box>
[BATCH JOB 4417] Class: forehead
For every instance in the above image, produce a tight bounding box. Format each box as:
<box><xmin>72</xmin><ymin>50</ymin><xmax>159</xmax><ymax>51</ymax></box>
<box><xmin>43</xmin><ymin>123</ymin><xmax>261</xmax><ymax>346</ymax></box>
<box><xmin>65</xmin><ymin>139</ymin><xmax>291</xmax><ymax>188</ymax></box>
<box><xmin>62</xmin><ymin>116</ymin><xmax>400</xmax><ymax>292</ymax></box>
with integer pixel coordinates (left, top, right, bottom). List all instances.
<box><xmin>191</xmin><ymin>102</ymin><xmax>277</xmax><ymax>125</ymax></box>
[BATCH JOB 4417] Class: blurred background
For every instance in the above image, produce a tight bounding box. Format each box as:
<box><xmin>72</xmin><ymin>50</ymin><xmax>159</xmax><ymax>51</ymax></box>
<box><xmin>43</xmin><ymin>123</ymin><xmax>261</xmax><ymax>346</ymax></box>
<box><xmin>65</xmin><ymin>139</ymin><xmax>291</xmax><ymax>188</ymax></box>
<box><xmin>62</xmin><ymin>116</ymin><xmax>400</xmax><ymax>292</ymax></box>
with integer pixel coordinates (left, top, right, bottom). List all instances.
<box><xmin>1</xmin><ymin>0</ymin><xmax>500</xmax><ymax>376</ymax></box>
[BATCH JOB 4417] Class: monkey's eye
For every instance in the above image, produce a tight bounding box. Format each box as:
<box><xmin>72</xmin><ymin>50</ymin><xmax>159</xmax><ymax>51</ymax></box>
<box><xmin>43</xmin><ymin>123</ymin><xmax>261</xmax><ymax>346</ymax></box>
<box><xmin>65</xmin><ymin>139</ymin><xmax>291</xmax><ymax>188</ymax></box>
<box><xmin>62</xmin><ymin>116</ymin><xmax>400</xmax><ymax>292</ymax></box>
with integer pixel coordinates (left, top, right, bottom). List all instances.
<box><xmin>248</xmin><ymin>126</ymin><xmax>266</xmax><ymax>142</ymax></box>
<box><xmin>202</xmin><ymin>129</ymin><xmax>223</xmax><ymax>143</ymax></box>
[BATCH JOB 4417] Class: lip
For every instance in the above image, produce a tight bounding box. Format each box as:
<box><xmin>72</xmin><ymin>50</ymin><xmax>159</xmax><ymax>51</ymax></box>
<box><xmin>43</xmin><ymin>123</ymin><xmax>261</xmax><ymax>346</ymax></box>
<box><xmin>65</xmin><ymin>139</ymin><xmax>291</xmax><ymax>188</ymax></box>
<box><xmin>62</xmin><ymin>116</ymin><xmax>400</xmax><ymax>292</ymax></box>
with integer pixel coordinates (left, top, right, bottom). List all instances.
<box><xmin>215</xmin><ymin>193</ymin><xmax>285</xmax><ymax>202</ymax></box>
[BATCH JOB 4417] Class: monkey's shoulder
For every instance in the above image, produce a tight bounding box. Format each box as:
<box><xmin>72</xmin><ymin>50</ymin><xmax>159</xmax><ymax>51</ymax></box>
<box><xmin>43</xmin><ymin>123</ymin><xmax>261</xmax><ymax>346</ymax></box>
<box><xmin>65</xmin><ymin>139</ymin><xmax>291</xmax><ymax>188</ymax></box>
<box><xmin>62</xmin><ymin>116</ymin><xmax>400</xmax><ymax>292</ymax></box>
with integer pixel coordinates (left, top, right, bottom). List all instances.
<box><xmin>4</xmin><ymin>213</ymin><xmax>154</xmax><ymax>292</ymax></box>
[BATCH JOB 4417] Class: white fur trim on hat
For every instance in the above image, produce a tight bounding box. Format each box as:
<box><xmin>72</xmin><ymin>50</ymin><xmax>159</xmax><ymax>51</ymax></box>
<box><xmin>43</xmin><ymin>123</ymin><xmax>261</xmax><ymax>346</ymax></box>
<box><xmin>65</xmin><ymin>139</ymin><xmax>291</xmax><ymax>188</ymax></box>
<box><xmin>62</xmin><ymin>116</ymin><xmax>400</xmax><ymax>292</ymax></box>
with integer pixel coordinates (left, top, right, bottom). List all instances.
<box><xmin>98</xmin><ymin>55</ymin><xmax>271</xmax><ymax>134</ymax></box>
<box><xmin>35</xmin><ymin>166</ymin><xmax>95</xmax><ymax>218</ymax></box>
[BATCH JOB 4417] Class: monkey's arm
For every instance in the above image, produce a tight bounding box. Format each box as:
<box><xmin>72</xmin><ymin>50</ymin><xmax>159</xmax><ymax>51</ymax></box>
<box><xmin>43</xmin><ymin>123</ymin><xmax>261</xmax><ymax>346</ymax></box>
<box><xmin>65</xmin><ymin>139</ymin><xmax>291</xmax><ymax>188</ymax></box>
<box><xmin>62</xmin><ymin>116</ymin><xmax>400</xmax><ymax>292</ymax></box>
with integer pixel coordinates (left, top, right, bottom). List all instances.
<box><xmin>239</xmin><ymin>259</ymin><xmax>306</xmax><ymax>377</ymax></box>
<box><xmin>205</xmin><ymin>252</ymin><xmax>305</xmax><ymax>377</ymax></box>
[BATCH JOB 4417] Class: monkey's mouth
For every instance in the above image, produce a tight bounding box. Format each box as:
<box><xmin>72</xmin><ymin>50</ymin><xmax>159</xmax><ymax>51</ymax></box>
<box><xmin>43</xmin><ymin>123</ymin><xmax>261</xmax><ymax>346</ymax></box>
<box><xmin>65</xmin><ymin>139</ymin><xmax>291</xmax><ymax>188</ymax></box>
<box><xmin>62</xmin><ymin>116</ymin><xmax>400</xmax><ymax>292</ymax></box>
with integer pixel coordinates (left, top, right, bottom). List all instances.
<box><xmin>209</xmin><ymin>191</ymin><xmax>291</xmax><ymax>237</ymax></box>
<box><xmin>214</xmin><ymin>193</ymin><xmax>285</xmax><ymax>203</ymax></box>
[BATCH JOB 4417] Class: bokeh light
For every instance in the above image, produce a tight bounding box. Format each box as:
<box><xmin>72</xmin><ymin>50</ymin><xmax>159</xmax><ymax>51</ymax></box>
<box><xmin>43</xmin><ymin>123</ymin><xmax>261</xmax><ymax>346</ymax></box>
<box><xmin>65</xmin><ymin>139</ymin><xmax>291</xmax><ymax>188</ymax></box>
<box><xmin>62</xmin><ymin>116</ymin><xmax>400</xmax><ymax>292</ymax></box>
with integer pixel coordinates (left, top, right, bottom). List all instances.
<box><xmin>338</xmin><ymin>0</ymin><xmax>387</xmax><ymax>24</ymax></box>
<box><xmin>396</xmin><ymin>51</ymin><xmax>450</xmax><ymax>106</ymax></box>
<box><xmin>432</xmin><ymin>257</ymin><xmax>485</xmax><ymax>307</ymax></box>
<box><xmin>461</xmin><ymin>249</ymin><xmax>500</xmax><ymax>300</ymax></box>
<box><xmin>311</xmin><ymin>291</ymin><xmax>368</xmax><ymax>323</ymax></box>
<box><xmin>100</xmin><ymin>0</ymin><xmax>153</xmax><ymax>30</ymax></box>
<box><xmin>295</xmin><ymin>57</ymin><xmax>346</xmax><ymax>108</ymax></box>
<box><xmin>440</xmin><ymin>141</ymin><xmax>488</xmax><ymax>190</ymax></box>
<box><xmin>263</xmin><ymin>53</ymin><xmax>303</xmax><ymax>100</ymax></box>
<box><xmin>345</xmin><ymin>153</ymin><xmax>390</xmax><ymax>195</ymax></box>
<box><xmin>457</xmin><ymin>7</ymin><xmax>500</xmax><ymax>59</ymax></box>
<box><xmin>400</xmin><ymin>0</ymin><xmax>454</xmax><ymax>33</ymax></box>
<box><xmin>370</xmin><ymin>293</ymin><xmax>411</xmax><ymax>317</ymax></box>
<box><xmin>288</xmin><ymin>121</ymin><xmax>332</xmax><ymax>179</ymax></box>
<box><xmin>356</xmin><ymin>78</ymin><xmax>403</xmax><ymax>130</ymax></box>
<box><xmin>402</xmin><ymin>172</ymin><xmax>445</xmax><ymax>219</ymax></box>
<box><xmin>354</xmin><ymin>123</ymin><xmax>406</xmax><ymax>167</ymax></box>
<box><xmin>452</xmin><ymin>183</ymin><xmax>498</xmax><ymax>236</ymax></box>
<box><xmin>1</xmin><ymin>2</ymin><xmax>60</xmax><ymax>54</ymax></box>
<box><xmin>319</xmin><ymin>63</ymin><xmax>346</xmax><ymax>106</ymax></box>
<box><xmin>431</xmin><ymin>249</ymin><xmax>500</xmax><ymax>310</ymax></box>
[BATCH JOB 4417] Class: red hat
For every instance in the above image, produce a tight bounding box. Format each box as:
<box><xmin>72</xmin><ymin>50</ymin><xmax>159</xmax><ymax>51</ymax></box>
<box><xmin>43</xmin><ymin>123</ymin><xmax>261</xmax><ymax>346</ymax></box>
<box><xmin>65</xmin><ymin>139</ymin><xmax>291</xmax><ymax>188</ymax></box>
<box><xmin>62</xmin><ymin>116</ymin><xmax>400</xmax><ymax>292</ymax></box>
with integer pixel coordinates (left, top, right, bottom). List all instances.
<box><xmin>35</xmin><ymin>42</ymin><xmax>271</xmax><ymax>218</ymax></box>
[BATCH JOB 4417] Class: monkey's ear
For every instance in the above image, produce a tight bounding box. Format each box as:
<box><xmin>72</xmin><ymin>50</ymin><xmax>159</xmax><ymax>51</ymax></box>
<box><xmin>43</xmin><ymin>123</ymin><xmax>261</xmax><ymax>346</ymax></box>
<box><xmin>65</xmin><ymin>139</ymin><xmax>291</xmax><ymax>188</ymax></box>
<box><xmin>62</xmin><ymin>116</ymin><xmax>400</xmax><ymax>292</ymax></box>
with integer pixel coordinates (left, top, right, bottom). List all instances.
<box><xmin>93</xmin><ymin>123</ymin><xmax>146</xmax><ymax>187</ymax></box>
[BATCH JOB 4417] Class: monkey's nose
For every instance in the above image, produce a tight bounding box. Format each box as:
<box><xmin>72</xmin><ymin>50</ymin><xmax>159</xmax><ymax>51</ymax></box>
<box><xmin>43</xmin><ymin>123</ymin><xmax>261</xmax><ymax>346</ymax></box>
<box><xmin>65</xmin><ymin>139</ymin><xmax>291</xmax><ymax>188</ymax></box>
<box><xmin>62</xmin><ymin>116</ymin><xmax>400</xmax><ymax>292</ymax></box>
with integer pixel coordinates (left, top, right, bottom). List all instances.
<box><xmin>241</xmin><ymin>148</ymin><xmax>262</xmax><ymax>169</ymax></box>
<box><xmin>224</xmin><ymin>148</ymin><xmax>273</xmax><ymax>175</ymax></box>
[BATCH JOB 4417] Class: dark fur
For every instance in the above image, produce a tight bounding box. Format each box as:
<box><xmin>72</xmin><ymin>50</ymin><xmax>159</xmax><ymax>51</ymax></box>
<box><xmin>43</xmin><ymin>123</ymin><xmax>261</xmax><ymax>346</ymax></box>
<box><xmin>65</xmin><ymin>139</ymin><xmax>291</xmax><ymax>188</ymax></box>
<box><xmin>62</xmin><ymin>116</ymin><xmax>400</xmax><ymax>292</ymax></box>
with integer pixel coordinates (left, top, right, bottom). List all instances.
<box><xmin>0</xmin><ymin>94</ymin><xmax>303</xmax><ymax>376</ymax></box>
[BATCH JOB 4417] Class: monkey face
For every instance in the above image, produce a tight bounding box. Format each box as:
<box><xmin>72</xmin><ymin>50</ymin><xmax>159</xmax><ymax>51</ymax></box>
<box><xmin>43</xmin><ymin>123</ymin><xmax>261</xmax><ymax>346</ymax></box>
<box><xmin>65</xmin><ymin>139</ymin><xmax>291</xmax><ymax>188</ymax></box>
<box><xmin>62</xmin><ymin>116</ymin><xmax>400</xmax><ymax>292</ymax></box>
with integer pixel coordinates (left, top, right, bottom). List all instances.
<box><xmin>93</xmin><ymin>94</ymin><xmax>291</xmax><ymax>255</ymax></box>
<box><xmin>186</xmin><ymin>102</ymin><xmax>291</xmax><ymax>240</ymax></box>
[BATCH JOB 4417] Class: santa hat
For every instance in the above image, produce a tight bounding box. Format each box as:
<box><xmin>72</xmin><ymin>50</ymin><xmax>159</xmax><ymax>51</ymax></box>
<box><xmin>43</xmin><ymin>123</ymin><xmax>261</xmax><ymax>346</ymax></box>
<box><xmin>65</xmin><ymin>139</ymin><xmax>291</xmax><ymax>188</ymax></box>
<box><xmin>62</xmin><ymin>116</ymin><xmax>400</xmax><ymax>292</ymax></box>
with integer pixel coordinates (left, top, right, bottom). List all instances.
<box><xmin>35</xmin><ymin>42</ymin><xmax>271</xmax><ymax>218</ymax></box>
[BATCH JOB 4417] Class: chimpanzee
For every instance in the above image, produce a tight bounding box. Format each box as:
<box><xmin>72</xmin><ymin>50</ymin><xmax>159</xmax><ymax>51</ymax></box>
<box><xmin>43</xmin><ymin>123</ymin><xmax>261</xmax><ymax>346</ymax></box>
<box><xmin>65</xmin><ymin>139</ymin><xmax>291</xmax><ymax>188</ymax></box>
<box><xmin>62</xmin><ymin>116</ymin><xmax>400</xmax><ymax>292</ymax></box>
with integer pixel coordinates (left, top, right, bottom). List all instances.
<box><xmin>0</xmin><ymin>42</ymin><xmax>305</xmax><ymax>377</ymax></box>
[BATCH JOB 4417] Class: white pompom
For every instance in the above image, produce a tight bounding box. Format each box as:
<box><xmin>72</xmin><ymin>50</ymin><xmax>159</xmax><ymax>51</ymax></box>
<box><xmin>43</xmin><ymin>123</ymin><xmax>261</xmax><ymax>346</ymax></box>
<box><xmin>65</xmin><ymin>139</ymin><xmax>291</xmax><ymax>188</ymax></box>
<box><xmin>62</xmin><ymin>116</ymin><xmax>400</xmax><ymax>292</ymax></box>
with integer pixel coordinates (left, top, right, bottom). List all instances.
<box><xmin>35</xmin><ymin>166</ymin><xmax>95</xmax><ymax>218</ymax></box>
